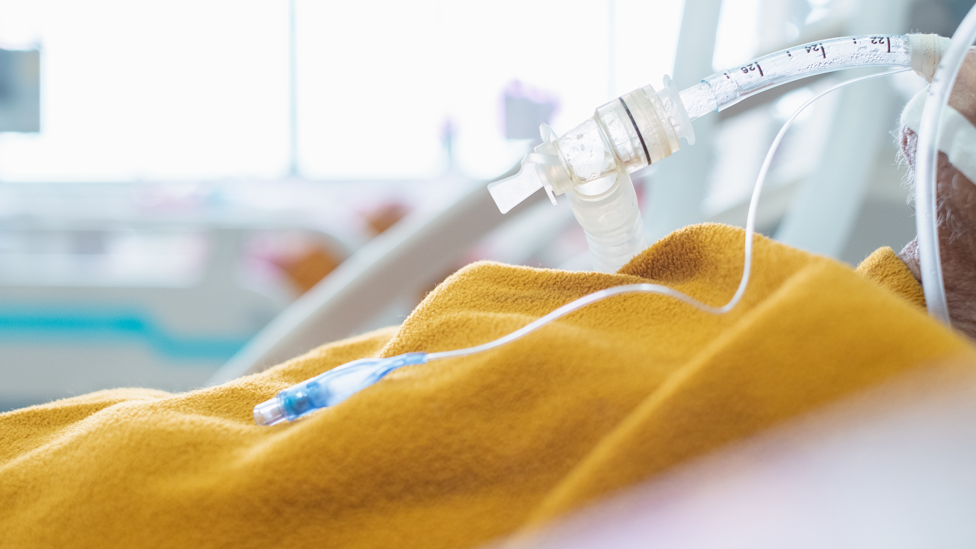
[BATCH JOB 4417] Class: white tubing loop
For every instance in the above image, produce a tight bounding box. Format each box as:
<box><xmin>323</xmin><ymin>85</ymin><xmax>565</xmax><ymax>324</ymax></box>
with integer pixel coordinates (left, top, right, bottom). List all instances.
<box><xmin>914</xmin><ymin>6</ymin><xmax>976</xmax><ymax>326</ymax></box>
<box><xmin>428</xmin><ymin>70</ymin><xmax>907</xmax><ymax>363</ymax></box>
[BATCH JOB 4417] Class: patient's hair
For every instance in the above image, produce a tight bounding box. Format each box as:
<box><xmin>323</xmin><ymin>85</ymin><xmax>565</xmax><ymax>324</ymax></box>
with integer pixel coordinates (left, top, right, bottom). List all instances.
<box><xmin>897</xmin><ymin>125</ymin><xmax>968</xmax><ymax>243</ymax></box>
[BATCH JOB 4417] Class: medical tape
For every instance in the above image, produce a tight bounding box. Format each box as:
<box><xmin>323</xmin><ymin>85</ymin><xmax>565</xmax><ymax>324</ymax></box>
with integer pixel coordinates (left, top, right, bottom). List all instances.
<box><xmin>908</xmin><ymin>34</ymin><xmax>952</xmax><ymax>82</ymax></box>
<box><xmin>902</xmin><ymin>87</ymin><xmax>976</xmax><ymax>185</ymax></box>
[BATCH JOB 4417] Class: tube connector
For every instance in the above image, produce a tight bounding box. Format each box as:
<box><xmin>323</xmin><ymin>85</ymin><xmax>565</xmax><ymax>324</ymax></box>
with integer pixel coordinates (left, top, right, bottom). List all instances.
<box><xmin>488</xmin><ymin>76</ymin><xmax>690</xmax><ymax>215</ymax></box>
<box><xmin>487</xmin><ymin>77</ymin><xmax>689</xmax><ymax>271</ymax></box>
<box><xmin>253</xmin><ymin>352</ymin><xmax>428</xmax><ymax>426</ymax></box>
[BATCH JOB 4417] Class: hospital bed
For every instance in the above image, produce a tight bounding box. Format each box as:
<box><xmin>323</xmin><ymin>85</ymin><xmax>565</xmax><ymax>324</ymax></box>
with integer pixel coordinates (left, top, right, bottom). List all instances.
<box><xmin>0</xmin><ymin>181</ymin><xmax>354</xmax><ymax>409</ymax></box>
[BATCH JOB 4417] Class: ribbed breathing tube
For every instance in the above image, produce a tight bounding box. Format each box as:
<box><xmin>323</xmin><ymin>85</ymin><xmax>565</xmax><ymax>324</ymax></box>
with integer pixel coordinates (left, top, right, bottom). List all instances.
<box><xmin>254</xmin><ymin>33</ymin><xmax>960</xmax><ymax>426</ymax></box>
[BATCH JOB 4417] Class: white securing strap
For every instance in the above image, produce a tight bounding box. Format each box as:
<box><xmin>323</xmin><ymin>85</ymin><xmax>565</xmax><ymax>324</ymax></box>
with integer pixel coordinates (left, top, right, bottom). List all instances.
<box><xmin>902</xmin><ymin>87</ymin><xmax>976</xmax><ymax>185</ymax></box>
<box><xmin>908</xmin><ymin>34</ymin><xmax>953</xmax><ymax>82</ymax></box>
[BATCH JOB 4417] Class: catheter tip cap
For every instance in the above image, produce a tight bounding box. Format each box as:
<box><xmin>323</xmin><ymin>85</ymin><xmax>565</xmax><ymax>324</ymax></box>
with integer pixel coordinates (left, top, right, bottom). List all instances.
<box><xmin>254</xmin><ymin>397</ymin><xmax>287</xmax><ymax>426</ymax></box>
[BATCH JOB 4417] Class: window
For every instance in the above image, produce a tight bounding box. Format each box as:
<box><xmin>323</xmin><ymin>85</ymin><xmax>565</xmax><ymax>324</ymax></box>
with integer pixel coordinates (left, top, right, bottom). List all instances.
<box><xmin>0</xmin><ymin>0</ymin><xmax>684</xmax><ymax>182</ymax></box>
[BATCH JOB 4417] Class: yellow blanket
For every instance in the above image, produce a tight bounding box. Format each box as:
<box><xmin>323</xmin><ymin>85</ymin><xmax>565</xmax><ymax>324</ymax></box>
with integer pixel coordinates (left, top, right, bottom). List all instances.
<box><xmin>1</xmin><ymin>223</ymin><xmax>972</xmax><ymax>548</ymax></box>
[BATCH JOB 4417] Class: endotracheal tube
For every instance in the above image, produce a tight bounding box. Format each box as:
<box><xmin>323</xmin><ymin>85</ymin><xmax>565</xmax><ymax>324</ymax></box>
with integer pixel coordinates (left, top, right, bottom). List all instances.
<box><xmin>255</xmin><ymin>34</ymin><xmax>936</xmax><ymax>427</ymax></box>
<box><xmin>487</xmin><ymin>34</ymin><xmax>912</xmax><ymax>273</ymax></box>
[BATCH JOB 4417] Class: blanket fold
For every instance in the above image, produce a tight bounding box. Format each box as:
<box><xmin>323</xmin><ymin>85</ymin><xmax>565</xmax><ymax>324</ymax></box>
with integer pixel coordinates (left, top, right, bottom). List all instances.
<box><xmin>0</xmin><ymin>223</ymin><xmax>970</xmax><ymax>549</ymax></box>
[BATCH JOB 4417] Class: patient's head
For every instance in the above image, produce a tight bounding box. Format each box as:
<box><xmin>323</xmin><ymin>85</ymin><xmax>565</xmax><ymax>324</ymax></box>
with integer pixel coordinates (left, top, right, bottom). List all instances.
<box><xmin>898</xmin><ymin>51</ymin><xmax>976</xmax><ymax>339</ymax></box>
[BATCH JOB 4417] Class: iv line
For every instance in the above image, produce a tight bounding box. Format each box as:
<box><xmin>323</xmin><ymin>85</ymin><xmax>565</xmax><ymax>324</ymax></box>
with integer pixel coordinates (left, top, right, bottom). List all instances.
<box><xmin>253</xmin><ymin>69</ymin><xmax>907</xmax><ymax>427</ymax></box>
<box><xmin>432</xmin><ymin>69</ymin><xmax>909</xmax><ymax>362</ymax></box>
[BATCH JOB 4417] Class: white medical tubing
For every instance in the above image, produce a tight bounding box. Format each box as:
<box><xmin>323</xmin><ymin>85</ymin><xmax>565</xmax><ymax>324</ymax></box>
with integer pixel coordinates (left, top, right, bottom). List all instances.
<box><xmin>914</xmin><ymin>6</ymin><xmax>976</xmax><ymax>325</ymax></box>
<box><xmin>680</xmin><ymin>35</ymin><xmax>912</xmax><ymax>120</ymax></box>
<box><xmin>429</xmin><ymin>70</ymin><xmax>908</xmax><ymax>363</ymax></box>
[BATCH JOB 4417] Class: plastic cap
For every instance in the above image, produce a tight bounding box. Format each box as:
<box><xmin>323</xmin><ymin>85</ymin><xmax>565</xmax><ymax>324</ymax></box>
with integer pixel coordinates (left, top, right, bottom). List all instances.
<box><xmin>487</xmin><ymin>124</ymin><xmax>562</xmax><ymax>214</ymax></box>
<box><xmin>253</xmin><ymin>397</ymin><xmax>287</xmax><ymax>426</ymax></box>
<box><xmin>487</xmin><ymin>165</ymin><xmax>546</xmax><ymax>214</ymax></box>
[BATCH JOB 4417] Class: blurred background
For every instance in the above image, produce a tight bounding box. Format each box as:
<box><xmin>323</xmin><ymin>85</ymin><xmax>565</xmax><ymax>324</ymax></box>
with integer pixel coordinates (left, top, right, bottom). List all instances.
<box><xmin>0</xmin><ymin>0</ymin><xmax>971</xmax><ymax>410</ymax></box>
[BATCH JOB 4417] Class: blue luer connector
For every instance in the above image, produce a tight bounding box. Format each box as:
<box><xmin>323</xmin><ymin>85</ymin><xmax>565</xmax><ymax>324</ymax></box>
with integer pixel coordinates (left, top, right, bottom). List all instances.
<box><xmin>253</xmin><ymin>352</ymin><xmax>428</xmax><ymax>426</ymax></box>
